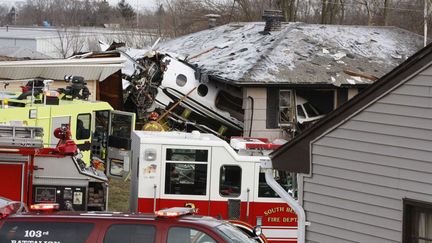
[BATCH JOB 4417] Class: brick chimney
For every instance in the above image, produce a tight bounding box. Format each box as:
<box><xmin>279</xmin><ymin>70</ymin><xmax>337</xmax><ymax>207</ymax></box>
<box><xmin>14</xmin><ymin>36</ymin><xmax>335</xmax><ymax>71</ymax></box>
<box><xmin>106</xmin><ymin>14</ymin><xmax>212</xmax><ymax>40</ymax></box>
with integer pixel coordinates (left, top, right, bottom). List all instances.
<box><xmin>262</xmin><ymin>10</ymin><xmax>284</xmax><ymax>32</ymax></box>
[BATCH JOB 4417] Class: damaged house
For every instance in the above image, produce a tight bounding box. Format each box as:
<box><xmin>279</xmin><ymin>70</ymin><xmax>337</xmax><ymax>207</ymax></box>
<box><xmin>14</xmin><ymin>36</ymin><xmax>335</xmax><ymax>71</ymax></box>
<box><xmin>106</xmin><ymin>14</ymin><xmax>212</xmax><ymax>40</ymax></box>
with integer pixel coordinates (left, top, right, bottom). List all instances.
<box><xmin>269</xmin><ymin>39</ymin><xmax>432</xmax><ymax>243</ymax></box>
<box><xmin>155</xmin><ymin>17</ymin><xmax>423</xmax><ymax>140</ymax></box>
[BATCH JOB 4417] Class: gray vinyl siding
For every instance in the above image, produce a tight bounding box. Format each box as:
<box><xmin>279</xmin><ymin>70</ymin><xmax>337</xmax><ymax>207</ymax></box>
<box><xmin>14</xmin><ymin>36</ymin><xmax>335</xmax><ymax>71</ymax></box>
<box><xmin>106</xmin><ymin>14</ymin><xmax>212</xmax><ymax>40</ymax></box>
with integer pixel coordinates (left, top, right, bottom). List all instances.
<box><xmin>303</xmin><ymin>70</ymin><xmax>432</xmax><ymax>242</ymax></box>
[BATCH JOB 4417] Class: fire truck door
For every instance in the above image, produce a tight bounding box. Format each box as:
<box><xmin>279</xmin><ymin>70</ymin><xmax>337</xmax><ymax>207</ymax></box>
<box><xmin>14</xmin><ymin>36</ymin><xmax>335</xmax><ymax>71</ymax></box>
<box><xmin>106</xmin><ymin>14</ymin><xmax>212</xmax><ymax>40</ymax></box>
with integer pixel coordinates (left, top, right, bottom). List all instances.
<box><xmin>208</xmin><ymin>151</ymin><xmax>255</xmax><ymax>222</ymax></box>
<box><xmin>0</xmin><ymin>161</ymin><xmax>26</xmax><ymax>202</ymax></box>
<box><xmin>159</xmin><ymin>146</ymin><xmax>211</xmax><ymax>215</ymax></box>
<box><xmin>106</xmin><ymin>110</ymin><xmax>135</xmax><ymax>179</ymax></box>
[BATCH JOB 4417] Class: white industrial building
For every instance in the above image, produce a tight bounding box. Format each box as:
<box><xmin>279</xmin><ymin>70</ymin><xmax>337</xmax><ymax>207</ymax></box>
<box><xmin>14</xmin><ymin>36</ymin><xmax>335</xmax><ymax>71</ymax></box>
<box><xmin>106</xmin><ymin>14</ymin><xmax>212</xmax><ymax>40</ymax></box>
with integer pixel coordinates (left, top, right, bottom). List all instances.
<box><xmin>0</xmin><ymin>26</ymin><xmax>155</xmax><ymax>58</ymax></box>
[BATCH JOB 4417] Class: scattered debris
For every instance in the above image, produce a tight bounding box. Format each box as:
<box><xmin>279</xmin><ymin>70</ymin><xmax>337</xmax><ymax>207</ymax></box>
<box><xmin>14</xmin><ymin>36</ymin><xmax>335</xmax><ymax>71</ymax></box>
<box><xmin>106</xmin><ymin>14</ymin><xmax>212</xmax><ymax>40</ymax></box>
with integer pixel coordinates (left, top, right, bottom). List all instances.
<box><xmin>344</xmin><ymin>69</ymin><xmax>378</xmax><ymax>81</ymax></box>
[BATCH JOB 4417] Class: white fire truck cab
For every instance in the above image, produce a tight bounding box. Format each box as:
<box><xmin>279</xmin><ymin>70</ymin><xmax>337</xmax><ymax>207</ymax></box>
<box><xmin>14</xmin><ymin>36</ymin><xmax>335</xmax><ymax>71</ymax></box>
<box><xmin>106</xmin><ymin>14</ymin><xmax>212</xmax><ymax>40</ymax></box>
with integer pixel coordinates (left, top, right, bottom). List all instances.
<box><xmin>129</xmin><ymin>131</ymin><xmax>298</xmax><ymax>243</ymax></box>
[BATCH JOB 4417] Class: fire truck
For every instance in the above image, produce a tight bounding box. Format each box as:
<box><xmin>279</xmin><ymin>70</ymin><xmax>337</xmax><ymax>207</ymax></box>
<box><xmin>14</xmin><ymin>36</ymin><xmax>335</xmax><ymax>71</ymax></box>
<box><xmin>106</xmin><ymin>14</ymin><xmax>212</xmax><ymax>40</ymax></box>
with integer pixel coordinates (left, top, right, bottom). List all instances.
<box><xmin>0</xmin><ymin>125</ymin><xmax>109</xmax><ymax>211</ymax></box>
<box><xmin>127</xmin><ymin>130</ymin><xmax>299</xmax><ymax>242</ymax></box>
<box><xmin>0</xmin><ymin>78</ymin><xmax>135</xmax><ymax>172</ymax></box>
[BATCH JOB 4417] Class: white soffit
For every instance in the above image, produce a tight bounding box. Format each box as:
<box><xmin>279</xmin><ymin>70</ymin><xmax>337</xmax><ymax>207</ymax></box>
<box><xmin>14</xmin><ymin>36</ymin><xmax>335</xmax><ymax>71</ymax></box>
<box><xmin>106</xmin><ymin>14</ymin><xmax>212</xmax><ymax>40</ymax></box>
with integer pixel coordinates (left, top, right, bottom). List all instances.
<box><xmin>0</xmin><ymin>57</ymin><xmax>126</xmax><ymax>81</ymax></box>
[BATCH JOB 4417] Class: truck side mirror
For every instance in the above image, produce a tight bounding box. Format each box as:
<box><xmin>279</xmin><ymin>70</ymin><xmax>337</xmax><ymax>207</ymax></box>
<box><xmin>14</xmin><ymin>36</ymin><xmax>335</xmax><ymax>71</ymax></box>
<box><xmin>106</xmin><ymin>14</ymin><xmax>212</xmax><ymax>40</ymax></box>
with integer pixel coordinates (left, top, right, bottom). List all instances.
<box><xmin>253</xmin><ymin>226</ymin><xmax>262</xmax><ymax>237</ymax></box>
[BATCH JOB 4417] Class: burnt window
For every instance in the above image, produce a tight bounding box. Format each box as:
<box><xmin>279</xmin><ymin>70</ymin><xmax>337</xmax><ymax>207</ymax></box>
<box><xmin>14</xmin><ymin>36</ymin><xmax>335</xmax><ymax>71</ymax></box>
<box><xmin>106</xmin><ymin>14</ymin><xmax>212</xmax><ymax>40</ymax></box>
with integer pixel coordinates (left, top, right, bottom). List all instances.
<box><xmin>219</xmin><ymin>165</ymin><xmax>241</xmax><ymax>197</ymax></box>
<box><xmin>0</xmin><ymin>222</ymin><xmax>93</xmax><ymax>243</ymax></box>
<box><xmin>267</xmin><ymin>88</ymin><xmax>294</xmax><ymax>128</ymax></box>
<box><xmin>197</xmin><ymin>84</ymin><xmax>208</xmax><ymax>97</ymax></box>
<box><xmin>279</xmin><ymin>90</ymin><xmax>294</xmax><ymax>126</ymax></box>
<box><xmin>76</xmin><ymin>113</ymin><xmax>91</xmax><ymax>140</ymax></box>
<box><xmin>165</xmin><ymin>149</ymin><xmax>208</xmax><ymax>196</ymax></box>
<box><xmin>215</xmin><ymin>90</ymin><xmax>244</xmax><ymax>122</ymax></box>
<box><xmin>167</xmin><ymin>227</ymin><xmax>216</xmax><ymax>243</ymax></box>
<box><xmin>104</xmin><ymin>224</ymin><xmax>156</xmax><ymax>243</ymax></box>
<box><xmin>403</xmin><ymin>199</ymin><xmax>432</xmax><ymax>243</ymax></box>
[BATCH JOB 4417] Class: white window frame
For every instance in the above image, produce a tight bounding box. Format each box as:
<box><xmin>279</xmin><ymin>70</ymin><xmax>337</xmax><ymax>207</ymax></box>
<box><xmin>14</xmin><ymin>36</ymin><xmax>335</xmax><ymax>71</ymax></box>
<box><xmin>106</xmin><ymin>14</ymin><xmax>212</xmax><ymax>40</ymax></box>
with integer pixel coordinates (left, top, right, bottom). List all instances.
<box><xmin>160</xmin><ymin>146</ymin><xmax>211</xmax><ymax>200</ymax></box>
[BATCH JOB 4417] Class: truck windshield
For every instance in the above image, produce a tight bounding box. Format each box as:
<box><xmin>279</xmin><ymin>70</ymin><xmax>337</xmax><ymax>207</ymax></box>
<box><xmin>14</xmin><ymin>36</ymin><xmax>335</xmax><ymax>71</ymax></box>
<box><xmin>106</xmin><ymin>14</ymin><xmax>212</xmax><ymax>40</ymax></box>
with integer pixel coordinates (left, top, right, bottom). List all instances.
<box><xmin>303</xmin><ymin>102</ymin><xmax>320</xmax><ymax>117</ymax></box>
<box><xmin>216</xmin><ymin>223</ymin><xmax>257</xmax><ymax>243</ymax></box>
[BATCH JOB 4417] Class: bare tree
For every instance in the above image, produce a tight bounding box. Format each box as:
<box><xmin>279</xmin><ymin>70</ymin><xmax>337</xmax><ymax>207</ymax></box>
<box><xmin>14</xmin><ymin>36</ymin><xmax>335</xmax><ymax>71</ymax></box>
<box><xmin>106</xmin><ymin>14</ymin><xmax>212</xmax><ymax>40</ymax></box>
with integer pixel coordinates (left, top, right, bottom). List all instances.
<box><xmin>278</xmin><ymin>0</ymin><xmax>298</xmax><ymax>21</ymax></box>
<box><xmin>52</xmin><ymin>27</ymin><xmax>85</xmax><ymax>58</ymax></box>
<box><xmin>383</xmin><ymin>0</ymin><xmax>390</xmax><ymax>25</ymax></box>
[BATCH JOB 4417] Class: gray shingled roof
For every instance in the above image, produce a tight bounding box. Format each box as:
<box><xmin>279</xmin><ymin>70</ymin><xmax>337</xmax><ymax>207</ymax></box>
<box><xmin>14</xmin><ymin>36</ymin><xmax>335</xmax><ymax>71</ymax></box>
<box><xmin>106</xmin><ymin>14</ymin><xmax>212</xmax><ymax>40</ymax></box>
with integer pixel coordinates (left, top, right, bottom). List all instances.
<box><xmin>159</xmin><ymin>22</ymin><xmax>424</xmax><ymax>86</ymax></box>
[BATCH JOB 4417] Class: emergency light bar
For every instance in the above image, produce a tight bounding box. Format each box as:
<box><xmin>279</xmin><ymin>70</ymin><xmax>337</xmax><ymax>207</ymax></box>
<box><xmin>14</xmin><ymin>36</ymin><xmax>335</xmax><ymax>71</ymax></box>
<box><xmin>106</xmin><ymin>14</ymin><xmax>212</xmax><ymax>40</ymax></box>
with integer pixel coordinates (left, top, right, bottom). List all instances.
<box><xmin>155</xmin><ymin>207</ymin><xmax>196</xmax><ymax>217</ymax></box>
<box><xmin>30</xmin><ymin>203</ymin><xmax>59</xmax><ymax>211</ymax></box>
<box><xmin>245</xmin><ymin>143</ymin><xmax>282</xmax><ymax>150</ymax></box>
<box><xmin>230</xmin><ymin>137</ymin><xmax>282</xmax><ymax>151</ymax></box>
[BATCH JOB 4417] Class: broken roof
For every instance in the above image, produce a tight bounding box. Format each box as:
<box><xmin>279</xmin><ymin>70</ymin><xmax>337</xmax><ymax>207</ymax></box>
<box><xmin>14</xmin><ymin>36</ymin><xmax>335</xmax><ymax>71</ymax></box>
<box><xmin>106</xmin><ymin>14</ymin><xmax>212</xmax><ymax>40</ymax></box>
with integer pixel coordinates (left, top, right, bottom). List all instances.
<box><xmin>269</xmin><ymin>40</ymin><xmax>432</xmax><ymax>173</ymax></box>
<box><xmin>159</xmin><ymin>22</ymin><xmax>424</xmax><ymax>86</ymax></box>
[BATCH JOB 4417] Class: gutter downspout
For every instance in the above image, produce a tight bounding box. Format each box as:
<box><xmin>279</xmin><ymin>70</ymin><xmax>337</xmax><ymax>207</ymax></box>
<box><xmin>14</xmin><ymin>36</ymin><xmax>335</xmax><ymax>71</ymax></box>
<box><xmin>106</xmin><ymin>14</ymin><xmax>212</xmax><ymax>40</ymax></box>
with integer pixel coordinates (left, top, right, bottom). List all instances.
<box><xmin>260</xmin><ymin>158</ymin><xmax>307</xmax><ymax>243</ymax></box>
<box><xmin>248</xmin><ymin>96</ymin><xmax>254</xmax><ymax>137</ymax></box>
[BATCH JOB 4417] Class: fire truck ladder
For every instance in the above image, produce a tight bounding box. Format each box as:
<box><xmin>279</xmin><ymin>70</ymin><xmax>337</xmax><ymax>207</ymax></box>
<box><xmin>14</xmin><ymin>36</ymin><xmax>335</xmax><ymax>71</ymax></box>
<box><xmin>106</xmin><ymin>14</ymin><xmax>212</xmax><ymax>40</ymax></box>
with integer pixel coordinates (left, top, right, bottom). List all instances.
<box><xmin>0</xmin><ymin>125</ymin><xmax>44</xmax><ymax>148</ymax></box>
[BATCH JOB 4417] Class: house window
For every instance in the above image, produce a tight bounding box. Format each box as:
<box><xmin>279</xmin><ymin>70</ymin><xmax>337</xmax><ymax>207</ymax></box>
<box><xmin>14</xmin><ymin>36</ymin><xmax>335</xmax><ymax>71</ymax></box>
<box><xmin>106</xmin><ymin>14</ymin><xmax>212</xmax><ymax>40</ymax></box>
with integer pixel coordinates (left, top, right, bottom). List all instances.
<box><xmin>279</xmin><ymin>90</ymin><xmax>294</xmax><ymax>126</ymax></box>
<box><xmin>403</xmin><ymin>199</ymin><xmax>432</xmax><ymax>243</ymax></box>
<box><xmin>266</xmin><ymin>88</ymin><xmax>295</xmax><ymax>129</ymax></box>
<box><xmin>164</xmin><ymin>149</ymin><xmax>208</xmax><ymax>195</ymax></box>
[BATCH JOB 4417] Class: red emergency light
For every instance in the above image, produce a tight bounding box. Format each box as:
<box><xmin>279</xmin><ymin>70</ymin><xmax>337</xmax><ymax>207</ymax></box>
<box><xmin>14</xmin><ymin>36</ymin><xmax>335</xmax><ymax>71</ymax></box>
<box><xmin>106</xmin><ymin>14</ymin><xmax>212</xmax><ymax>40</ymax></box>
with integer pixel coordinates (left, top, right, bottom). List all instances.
<box><xmin>30</xmin><ymin>203</ymin><xmax>59</xmax><ymax>211</ymax></box>
<box><xmin>245</xmin><ymin>143</ymin><xmax>282</xmax><ymax>150</ymax></box>
<box><xmin>155</xmin><ymin>207</ymin><xmax>196</xmax><ymax>218</ymax></box>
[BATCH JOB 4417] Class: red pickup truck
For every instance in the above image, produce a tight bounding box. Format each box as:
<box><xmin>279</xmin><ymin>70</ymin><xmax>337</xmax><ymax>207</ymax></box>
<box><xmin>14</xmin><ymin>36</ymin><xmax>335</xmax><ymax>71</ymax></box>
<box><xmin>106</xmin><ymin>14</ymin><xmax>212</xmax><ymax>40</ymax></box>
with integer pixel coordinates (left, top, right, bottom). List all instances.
<box><xmin>0</xmin><ymin>203</ymin><xmax>262</xmax><ymax>243</ymax></box>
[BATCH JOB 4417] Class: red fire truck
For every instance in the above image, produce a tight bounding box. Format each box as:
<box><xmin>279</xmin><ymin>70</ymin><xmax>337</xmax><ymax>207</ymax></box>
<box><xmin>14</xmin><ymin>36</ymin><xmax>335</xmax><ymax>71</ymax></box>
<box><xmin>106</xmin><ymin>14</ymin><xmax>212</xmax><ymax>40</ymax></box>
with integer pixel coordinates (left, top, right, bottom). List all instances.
<box><xmin>125</xmin><ymin>130</ymin><xmax>298</xmax><ymax>242</ymax></box>
<box><xmin>0</xmin><ymin>125</ymin><xmax>108</xmax><ymax>211</ymax></box>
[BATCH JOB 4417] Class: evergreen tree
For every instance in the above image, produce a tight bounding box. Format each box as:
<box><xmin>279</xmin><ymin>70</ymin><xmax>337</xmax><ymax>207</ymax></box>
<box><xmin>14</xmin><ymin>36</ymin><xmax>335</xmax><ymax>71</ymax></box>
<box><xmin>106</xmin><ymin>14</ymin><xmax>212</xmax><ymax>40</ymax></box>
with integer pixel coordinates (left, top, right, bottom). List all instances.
<box><xmin>6</xmin><ymin>7</ymin><xmax>15</xmax><ymax>25</ymax></box>
<box><xmin>117</xmin><ymin>0</ymin><xmax>136</xmax><ymax>23</ymax></box>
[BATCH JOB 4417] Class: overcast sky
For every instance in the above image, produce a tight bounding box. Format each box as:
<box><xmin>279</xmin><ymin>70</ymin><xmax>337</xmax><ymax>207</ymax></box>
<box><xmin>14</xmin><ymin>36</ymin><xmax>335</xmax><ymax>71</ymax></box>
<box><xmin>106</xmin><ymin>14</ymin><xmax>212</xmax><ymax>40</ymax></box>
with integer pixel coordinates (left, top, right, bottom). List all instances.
<box><xmin>108</xmin><ymin>0</ymin><xmax>158</xmax><ymax>11</ymax></box>
<box><xmin>0</xmin><ymin>0</ymin><xmax>159</xmax><ymax>11</ymax></box>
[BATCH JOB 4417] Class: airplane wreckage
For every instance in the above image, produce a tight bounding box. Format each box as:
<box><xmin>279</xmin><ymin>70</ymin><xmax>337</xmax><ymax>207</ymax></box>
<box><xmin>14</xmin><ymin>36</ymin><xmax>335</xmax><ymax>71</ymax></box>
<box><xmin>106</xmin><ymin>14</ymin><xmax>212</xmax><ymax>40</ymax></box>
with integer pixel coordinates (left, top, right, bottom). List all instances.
<box><xmin>98</xmin><ymin>41</ymin><xmax>324</xmax><ymax>139</ymax></box>
<box><xmin>100</xmin><ymin>41</ymin><xmax>245</xmax><ymax>138</ymax></box>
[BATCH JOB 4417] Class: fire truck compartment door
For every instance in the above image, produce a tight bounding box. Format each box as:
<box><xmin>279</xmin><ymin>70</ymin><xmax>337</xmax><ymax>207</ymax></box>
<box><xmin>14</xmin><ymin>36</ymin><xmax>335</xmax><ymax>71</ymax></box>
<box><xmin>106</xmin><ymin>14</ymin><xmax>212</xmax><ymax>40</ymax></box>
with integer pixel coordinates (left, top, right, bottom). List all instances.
<box><xmin>0</xmin><ymin>160</ymin><xmax>26</xmax><ymax>202</ymax></box>
<box><xmin>106</xmin><ymin>110</ymin><xmax>135</xmax><ymax>179</ymax></box>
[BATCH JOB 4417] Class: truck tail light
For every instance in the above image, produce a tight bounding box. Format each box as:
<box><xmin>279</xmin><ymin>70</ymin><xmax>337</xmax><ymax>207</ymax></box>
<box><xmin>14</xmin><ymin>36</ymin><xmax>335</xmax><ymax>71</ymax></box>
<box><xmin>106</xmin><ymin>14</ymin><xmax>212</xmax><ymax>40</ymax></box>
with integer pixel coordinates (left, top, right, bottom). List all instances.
<box><xmin>30</xmin><ymin>203</ymin><xmax>59</xmax><ymax>212</ymax></box>
<box><xmin>155</xmin><ymin>207</ymin><xmax>196</xmax><ymax>218</ymax></box>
